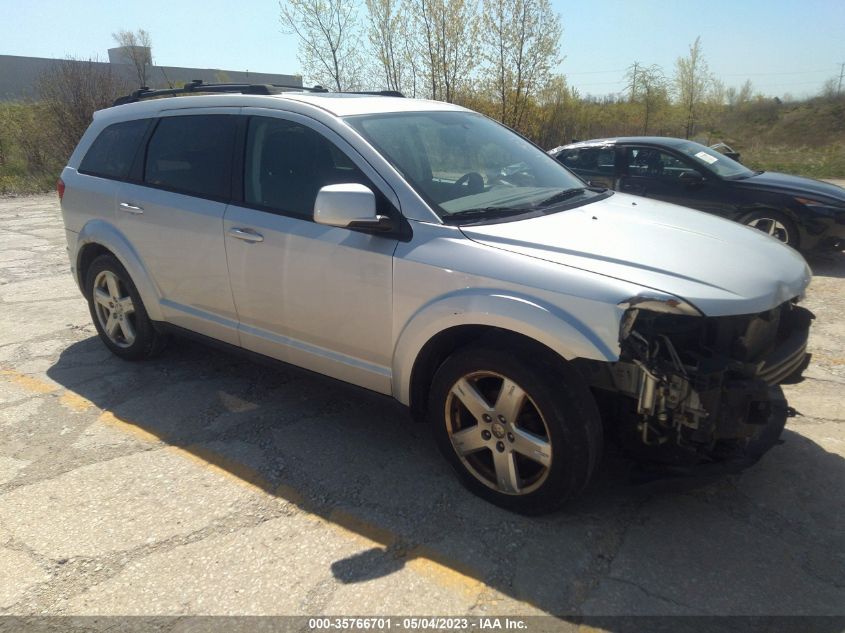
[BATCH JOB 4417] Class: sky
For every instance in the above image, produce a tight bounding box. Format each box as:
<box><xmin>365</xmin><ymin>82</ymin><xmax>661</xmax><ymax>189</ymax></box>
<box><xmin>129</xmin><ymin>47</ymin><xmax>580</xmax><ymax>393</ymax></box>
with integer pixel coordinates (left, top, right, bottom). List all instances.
<box><xmin>1</xmin><ymin>0</ymin><xmax>843</xmax><ymax>98</ymax></box>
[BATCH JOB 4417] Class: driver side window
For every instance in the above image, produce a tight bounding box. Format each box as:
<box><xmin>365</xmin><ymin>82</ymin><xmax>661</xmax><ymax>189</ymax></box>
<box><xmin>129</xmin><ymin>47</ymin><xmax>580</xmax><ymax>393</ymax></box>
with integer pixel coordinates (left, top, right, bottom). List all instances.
<box><xmin>244</xmin><ymin>117</ymin><xmax>369</xmax><ymax>219</ymax></box>
<box><xmin>626</xmin><ymin>147</ymin><xmax>702</xmax><ymax>181</ymax></box>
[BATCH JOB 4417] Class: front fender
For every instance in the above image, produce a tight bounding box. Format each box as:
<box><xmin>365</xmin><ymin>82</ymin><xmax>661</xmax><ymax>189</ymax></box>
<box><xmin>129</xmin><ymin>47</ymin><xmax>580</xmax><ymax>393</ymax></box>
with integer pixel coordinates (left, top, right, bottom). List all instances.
<box><xmin>391</xmin><ymin>290</ymin><xmax>620</xmax><ymax>405</ymax></box>
<box><xmin>75</xmin><ymin>220</ymin><xmax>164</xmax><ymax>322</ymax></box>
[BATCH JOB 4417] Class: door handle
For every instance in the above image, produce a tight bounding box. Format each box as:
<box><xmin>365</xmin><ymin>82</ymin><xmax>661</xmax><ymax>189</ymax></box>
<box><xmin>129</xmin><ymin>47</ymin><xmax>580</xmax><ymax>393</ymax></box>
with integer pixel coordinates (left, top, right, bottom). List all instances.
<box><xmin>228</xmin><ymin>227</ymin><xmax>264</xmax><ymax>243</ymax></box>
<box><xmin>119</xmin><ymin>202</ymin><xmax>144</xmax><ymax>214</ymax></box>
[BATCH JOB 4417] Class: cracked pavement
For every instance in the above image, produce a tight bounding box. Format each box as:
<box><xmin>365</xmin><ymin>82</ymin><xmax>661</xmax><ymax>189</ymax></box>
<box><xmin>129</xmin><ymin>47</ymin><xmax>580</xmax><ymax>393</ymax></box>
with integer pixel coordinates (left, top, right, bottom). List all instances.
<box><xmin>0</xmin><ymin>194</ymin><xmax>843</xmax><ymax>622</ymax></box>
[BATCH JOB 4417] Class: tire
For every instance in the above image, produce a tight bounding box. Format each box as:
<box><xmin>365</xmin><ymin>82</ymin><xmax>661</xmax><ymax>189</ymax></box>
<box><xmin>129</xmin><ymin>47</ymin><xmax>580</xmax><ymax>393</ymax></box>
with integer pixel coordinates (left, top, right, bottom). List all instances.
<box><xmin>85</xmin><ymin>254</ymin><xmax>167</xmax><ymax>360</ymax></box>
<box><xmin>740</xmin><ymin>210</ymin><xmax>800</xmax><ymax>249</ymax></box>
<box><xmin>428</xmin><ymin>344</ymin><xmax>603</xmax><ymax>514</ymax></box>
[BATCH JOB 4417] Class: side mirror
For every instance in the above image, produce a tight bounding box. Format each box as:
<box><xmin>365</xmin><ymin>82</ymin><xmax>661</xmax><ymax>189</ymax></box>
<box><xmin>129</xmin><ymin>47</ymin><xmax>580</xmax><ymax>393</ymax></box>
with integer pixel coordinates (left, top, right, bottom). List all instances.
<box><xmin>314</xmin><ymin>183</ymin><xmax>394</xmax><ymax>232</ymax></box>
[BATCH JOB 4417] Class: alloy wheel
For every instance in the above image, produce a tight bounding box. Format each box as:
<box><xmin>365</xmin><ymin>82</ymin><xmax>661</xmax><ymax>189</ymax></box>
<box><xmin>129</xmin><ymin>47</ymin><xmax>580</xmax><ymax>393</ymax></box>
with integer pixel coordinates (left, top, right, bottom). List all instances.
<box><xmin>747</xmin><ymin>217</ymin><xmax>790</xmax><ymax>243</ymax></box>
<box><xmin>92</xmin><ymin>270</ymin><xmax>137</xmax><ymax>348</ymax></box>
<box><xmin>444</xmin><ymin>371</ymin><xmax>552</xmax><ymax>495</ymax></box>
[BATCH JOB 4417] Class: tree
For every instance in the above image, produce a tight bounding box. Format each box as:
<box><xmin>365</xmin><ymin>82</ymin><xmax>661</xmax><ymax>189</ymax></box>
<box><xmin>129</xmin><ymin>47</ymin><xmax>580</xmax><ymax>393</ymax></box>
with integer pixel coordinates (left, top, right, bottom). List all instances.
<box><xmin>365</xmin><ymin>0</ymin><xmax>408</xmax><ymax>92</ymax></box>
<box><xmin>111</xmin><ymin>29</ymin><xmax>153</xmax><ymax>88</ymax></box>
<box><xmin>411</xmin><ymin>0</ymin><xmax>479</xmax><ymax>103</ymax></box>
<box><xmin>480</xmin><ymin>0</ymin><xmax>561</xmax><ymax>131</ymax></box>
<box><xmin>279</xmin><ymin>0</ymin><xmax>362</xmax><ymax>91</ymax></box>
<box><xmin>625</xmin><ymin>62</ymin><xmax>668</xmax><ymax>134</ymax></box>
<box><xmin>673</xmin><ymin>36</ymin><xmax>712</xmax><ymax>138</ymax></box>
<box><xmin>37</xmin><ymin>58</ymin><xmax>131</xmax><ymax>161</ymax></box>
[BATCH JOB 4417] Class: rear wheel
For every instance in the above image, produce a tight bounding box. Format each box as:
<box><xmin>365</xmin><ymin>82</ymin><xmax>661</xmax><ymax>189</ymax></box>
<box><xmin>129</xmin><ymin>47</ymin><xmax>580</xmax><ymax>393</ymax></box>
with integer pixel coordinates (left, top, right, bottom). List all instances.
<box><xmin>85</xmin><ymin>254</ymin><xmax>167</xmax><ymax>360</ymax></box>
<box><xmin>741</xmin><ymin>210</ymin><xmax>799</xmax><ymax>249</ymax></box>
<box><xmin>428</xmin><ymin>345</ymin><xmax>603</xmax><ymax>514</ymax></box>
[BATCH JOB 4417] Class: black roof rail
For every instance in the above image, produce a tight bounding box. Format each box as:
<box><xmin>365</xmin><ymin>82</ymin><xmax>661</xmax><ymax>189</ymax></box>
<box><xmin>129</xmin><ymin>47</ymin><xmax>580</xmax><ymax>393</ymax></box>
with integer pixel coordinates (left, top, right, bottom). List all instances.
<box><xmin>343</xmin><ymin>90</ymin><xmax>406</xmax><ymax>98</ymax></box>
<box><xmin>112</xmin><ymin>80</ymin><xmax>405</xmax><ymax>107</ymax></box>
<box><xmin>112</xmin><ymin>79</ymin><xmax>326</xmax><ymax>106</ymax></box>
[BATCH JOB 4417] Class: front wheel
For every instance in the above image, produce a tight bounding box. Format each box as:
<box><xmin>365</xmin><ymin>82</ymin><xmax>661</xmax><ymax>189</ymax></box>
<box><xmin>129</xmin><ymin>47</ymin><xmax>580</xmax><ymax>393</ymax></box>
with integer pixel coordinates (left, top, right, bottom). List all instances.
<box><xmin>740</xmin><ymin>210</ymin><xmax>799</xmax><ymax>249</ymax></box>
<box><xmin>428</xmin><ymin>345</ymin><xmax>603</xmax><ymax>514</ymax></box>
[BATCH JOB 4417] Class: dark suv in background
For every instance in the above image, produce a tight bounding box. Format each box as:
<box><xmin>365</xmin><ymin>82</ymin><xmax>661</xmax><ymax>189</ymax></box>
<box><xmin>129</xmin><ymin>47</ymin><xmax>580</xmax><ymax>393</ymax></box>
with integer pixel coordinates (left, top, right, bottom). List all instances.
<box><xmin>550</xmin><ymin>137</ymin><xmax>845</xmax><ymax>251</ymax></box>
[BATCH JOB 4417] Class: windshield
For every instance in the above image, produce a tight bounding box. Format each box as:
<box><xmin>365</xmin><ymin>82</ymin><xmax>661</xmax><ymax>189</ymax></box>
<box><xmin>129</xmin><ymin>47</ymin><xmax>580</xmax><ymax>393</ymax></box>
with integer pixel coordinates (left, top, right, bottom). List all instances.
<box><xmin>346</xmin><ymin>111</ymin><xmax>603</xmax><ymax>222</ymax></box>
<box><xmin>675</xmin><ymin>141</ymin><xmax>755</xmax><ymax>179</ymax></box>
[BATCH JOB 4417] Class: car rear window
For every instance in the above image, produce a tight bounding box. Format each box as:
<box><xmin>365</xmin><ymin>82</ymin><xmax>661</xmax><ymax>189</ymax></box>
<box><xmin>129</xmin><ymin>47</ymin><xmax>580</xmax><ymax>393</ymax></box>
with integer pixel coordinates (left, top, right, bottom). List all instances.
<box><xmin>79</xmin><ymin>119</ymin><xmax>149</xmax><ymax>180</ymax></box>
<box><xmin>143</xmin><ymin>115</ymin><xmax>237</xmax><ymax>200</ymax></box>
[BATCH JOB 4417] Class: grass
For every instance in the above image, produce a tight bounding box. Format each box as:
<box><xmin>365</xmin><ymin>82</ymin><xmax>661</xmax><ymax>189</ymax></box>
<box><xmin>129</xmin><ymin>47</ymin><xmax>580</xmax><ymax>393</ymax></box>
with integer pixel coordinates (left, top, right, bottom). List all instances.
<box><xmin>741</xmin><ymin>144</ymin><xmax>845</xmax><ymax>180</ymax></box>
<box><xmin>2</xmin><ymin>95</ymin><xmax>844</xmax><ymax>196</ymax></box>
<box><xmin>0</xmin><ymin>102</ymin><xmax>63</xmax><ymax>195</ymax></box>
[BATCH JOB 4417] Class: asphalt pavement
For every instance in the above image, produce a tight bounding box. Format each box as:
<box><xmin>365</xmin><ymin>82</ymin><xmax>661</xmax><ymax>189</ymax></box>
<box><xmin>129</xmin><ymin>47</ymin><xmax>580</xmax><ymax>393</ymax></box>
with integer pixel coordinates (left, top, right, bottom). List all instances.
<box><xmin>0</xmin><ymin>194</ymin><xmax>843</xmax><ymax>628</ymax></box>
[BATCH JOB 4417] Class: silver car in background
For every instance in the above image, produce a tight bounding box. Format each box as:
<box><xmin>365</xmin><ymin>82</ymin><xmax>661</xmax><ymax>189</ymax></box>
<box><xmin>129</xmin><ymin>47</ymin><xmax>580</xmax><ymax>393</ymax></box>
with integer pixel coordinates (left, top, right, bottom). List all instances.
<box><xmin>58</xmin><ymin>85</ymin><xmax>813</xmax><ymax>513</ymax></box>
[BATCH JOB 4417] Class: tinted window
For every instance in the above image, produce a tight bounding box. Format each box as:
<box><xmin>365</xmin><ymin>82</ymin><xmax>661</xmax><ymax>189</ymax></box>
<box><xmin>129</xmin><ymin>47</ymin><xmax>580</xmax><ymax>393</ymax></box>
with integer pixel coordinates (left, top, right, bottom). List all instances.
<box><xmin>559</xmin><ymin>148</ymin><xmax>615</xmax><ymax>175</ymax></box>
<box><xmin>244</xmin><ymin>118</ymin><xmax>368</xmax><ymax>218</ymax></box>
<box><xmin>79</xmin><ymin>119</ymin><xmax>149</xmax><ymax>180</ymax></box>
<box><xmin>144</xmin><ymin>115</ymin><xmax>237</xmax><ymax>199</ymax></box>
<box><xmin>625</xmin><ymin>147</ymin><xmax>701</xmax><ymax>180</ymax></box>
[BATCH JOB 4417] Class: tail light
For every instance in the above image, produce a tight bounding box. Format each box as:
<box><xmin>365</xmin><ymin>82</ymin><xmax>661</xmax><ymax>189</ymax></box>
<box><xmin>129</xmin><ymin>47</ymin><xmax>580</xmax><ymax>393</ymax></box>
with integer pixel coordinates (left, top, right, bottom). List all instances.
<box><xmin>56</xmin><ymin>178</ymin><xmax>66</xmax><ymax>201</ymax></box>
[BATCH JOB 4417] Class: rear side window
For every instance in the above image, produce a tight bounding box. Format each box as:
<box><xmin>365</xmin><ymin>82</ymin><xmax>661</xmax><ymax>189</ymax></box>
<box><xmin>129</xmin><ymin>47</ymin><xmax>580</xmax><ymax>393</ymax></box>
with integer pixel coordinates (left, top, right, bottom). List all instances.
<box><xmin>144</xmin><ymin>115</ymin><xmax>237</xmax><ymax>200</ymax></box>
<box><xmin>559</xmin><ymin>148</ymin><xmax>615</xmax><ymax>175</ymax></box>
<box><xmin>79</xmin><ymin>119</ymin><xmax>149</xmax><ymax>180</ymax></box>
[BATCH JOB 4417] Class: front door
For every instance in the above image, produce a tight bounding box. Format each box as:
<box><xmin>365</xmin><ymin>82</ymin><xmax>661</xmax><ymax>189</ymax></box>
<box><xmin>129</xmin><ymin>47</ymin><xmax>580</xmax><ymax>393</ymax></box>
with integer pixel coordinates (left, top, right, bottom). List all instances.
<box><xmin>616</xmin><ymin>145</ymin><xmax>735</xmax><ymax>218</ymax></box>
<box><xmin>223</xmin><ymin>111</ymin><xmax>399</xmax><ymax>394</ymax></box>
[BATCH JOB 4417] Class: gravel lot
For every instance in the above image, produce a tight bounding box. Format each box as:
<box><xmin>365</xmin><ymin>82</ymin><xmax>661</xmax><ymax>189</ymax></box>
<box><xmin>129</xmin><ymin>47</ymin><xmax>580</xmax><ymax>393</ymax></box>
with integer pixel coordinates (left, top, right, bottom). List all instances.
<box><xmin>0</xmin><ymin>194</ymin><xmax>843</xmax><ymax>626</ymax></box>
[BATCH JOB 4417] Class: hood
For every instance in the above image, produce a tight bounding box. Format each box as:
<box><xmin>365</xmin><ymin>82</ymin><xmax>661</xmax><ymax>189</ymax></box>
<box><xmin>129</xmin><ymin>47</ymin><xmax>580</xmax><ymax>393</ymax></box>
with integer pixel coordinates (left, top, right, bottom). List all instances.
<box><xmin>737</xmin><ymin>171</ymin><xmax>845</xmax><ymax>202</ymax></box>
<box><xmin>460</xmin><ymin>193</ymin><xmax>812</xmax><ymax>317</ymax></box>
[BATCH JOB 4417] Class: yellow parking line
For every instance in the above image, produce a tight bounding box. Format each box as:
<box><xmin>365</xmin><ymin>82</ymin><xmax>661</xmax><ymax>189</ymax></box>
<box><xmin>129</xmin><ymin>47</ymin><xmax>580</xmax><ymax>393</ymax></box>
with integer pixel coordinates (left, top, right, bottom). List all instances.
<box><xmin>0</xmin><ymin>366</ymin><xmax>487</xmax><ymax>602</ymax></box>
<box><xmin>0</xmin><ymin>369</ymin><xmax>60</xmax><ymax>394</ymax></box>
<box><xmin>60</xmin><ymin>390</ymin><xmax>95</xmax><ymax>412</ymax></box>
<box><xmin>97</xmin><ymin>410</ymin><xmax>163</xmax><ymax>444</ymax></box>
<box><xmin>1</xmin><ymin>368</ymin><xmax>95</xmax><ymax>413</ymax></box>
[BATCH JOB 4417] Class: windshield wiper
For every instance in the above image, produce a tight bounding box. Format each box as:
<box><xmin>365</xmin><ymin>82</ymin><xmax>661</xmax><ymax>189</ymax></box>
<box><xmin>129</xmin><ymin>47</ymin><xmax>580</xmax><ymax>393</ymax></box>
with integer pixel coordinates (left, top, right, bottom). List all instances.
<box><xmin>442</xmin><ymin>206</ymin><xmax>531</xmax><ymax>224</ymax></box>
<box><xmin>536</xmin><ymin>187</ymin><xmax>587</xmax><ymax>208</ymax></box>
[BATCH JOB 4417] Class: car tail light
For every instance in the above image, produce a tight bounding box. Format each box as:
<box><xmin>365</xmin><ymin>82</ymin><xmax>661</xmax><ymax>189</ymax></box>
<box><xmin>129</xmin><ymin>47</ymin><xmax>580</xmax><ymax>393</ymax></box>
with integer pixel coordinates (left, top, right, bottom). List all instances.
<box><xmin>56</xmin><ymin>178</ymin><xmax>65</xmax><ymax>201</ymax></box>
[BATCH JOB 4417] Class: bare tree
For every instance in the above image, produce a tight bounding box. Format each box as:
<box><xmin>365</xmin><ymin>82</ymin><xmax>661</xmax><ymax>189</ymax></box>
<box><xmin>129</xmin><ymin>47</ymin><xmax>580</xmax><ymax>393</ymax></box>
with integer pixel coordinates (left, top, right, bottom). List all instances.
<box><xmin>37</xmin><ymin>58</ymin><xmax>131</xmax><ymax>161</ymax></box>
<box><xmin>673</xmin><ymin>36</ymin><xmax>712</xmax><ymax>138</ymax></box>
<box><xmin>481</xmin><ymin>0</ymin><xmax>561</xmax><ymax>130</ymax></box>
<box><xmin>111</xmin><ymin>29</ymin><xmax>153</xmax><ymax>88</ymax></box>
<box><xmin>626</xmin><ymin>62</ymin><xmax>668</xmax><ymax>133</ymax></box>
<box><xmin>280</xmin><ymin>0</ymin><xmax>362</xmax><ymax>91</ymax></box>
<box><xmin>411</xmin><ymin>0</ymin><xmax>479</xmax><ymax>103</ymax></box>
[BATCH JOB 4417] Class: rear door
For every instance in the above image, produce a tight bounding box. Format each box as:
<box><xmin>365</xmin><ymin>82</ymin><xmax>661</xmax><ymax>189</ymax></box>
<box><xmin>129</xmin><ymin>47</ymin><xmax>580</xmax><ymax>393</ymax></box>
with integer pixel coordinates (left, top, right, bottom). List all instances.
<box><xmin>116</xmin><ymin>109</ymin><xmax>241</xmax><ymax>344</ymax></box>
<box><xmin>223</xmin><ymin>110</ymin><xmax>400</xmax><ymax>393</ymax></box>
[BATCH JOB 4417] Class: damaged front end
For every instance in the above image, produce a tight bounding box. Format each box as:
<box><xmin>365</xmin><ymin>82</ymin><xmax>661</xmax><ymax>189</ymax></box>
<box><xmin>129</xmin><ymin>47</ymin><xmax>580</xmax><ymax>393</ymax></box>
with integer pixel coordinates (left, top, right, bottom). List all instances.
<box><xmin>580</xmin><ymin>297</ymin><xmax>814</xmax><ymax>464</ymax></box>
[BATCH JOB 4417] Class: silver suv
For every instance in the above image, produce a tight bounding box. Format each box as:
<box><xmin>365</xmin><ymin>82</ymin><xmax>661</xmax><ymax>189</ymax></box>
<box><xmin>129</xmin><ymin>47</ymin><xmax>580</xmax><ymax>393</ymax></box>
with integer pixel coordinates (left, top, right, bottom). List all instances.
<box><xmin>59</xmin><ymin>84</ymin><xmax>813</xmax><ymax>514</ymax></box>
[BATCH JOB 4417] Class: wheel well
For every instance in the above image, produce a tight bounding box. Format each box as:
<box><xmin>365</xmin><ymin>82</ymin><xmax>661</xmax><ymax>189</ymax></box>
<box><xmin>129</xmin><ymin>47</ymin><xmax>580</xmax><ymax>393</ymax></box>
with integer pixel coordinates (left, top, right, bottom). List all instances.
<box><xmin>408</xmin><ymin>325</ymin><xmax>571</xmax><ymax>423</ymax></box>
<box><xmin>77</xmin><ymin>243</ymin><xmax>112</xmax><ymax>288</ymax></box>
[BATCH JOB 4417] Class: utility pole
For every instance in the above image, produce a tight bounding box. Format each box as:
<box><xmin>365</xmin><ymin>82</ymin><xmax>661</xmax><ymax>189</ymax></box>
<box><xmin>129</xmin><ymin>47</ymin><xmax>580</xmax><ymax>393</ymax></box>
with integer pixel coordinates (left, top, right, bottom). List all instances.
<box><xmin>630</xmin><ymin>61</ymin><xmax>639</xmax><ymax>102</ymax></box>
<box><xmin>838</xmin><ymin>62</ymin><xmax>845</xmax><ymax>96</ymax></box>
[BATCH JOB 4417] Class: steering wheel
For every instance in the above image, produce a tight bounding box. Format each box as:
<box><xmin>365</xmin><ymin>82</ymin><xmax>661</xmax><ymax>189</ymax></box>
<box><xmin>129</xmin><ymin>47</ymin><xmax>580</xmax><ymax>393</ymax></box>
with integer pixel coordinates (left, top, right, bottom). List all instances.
<box><xmin>454</xmin><ymin>172</ymin><xmax>484</xmax><ymax>195</ymax></box>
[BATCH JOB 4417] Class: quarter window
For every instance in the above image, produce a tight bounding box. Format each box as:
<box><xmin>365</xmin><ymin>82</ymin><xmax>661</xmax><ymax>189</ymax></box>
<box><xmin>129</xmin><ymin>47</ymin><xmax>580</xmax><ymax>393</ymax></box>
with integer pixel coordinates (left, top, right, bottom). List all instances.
<box><xmin>79</xmin><ymin>119</ymin><xmax>149</xmax><ymax>180</ymax></box>
<box><xmin>244</xmin><ymin>117</ymin><xmax>368</xmax><ymax>219</ymax></box>
<box><xmin>143</xmin><ymin>115</ymin><xmax>237</xmax><ymax>200</ymax></box>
